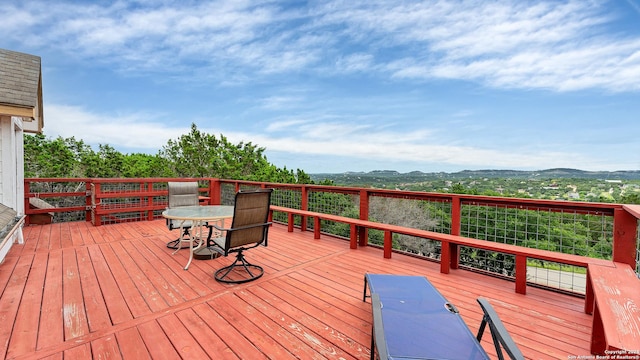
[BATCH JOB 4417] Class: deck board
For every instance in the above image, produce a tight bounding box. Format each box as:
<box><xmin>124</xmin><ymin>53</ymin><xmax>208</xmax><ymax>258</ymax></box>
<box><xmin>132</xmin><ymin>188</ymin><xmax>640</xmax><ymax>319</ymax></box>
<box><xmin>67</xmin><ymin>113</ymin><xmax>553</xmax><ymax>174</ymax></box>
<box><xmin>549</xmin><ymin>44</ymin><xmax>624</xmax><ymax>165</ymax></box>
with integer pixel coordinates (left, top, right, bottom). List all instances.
<box><xmin>0</xmin><ymin>219</ymin><xmax>597</xmax><ymax>359</ymax></box>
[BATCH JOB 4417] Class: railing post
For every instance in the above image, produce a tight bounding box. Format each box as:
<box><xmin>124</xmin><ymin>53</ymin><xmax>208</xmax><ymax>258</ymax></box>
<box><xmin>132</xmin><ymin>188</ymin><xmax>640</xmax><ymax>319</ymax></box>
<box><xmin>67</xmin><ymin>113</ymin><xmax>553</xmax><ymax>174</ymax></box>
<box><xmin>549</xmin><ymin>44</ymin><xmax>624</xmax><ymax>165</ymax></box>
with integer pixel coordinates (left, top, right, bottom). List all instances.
<box><xmin>451</xmin><ymin>196</ymin><xmax>461</xmax><ymax>236</ymax></box>
<box><xmin>93</xmin><ymin>182</ymin><xmax>102</xmax><ymax>226</ymax></box>
<box><xmin>515</xmin><ymin>255</ymin><xmax>527</xmax><ymax>294</ymax></box>
<box><xmin>613</xmin><ymin>208</ymin><xmax>638</xmax><ymax>269</ymax></box>
<box><xmin>383</xmin><ymin>230</ymin><xmax>392</xmax><ymax>258</ymax></box>
<box><xmin>210</xmin><ymin>179</ymin><xmax>221</xmax><ymax>205</ymax></box>
<box><xmin>24</xmin><ymin>180</ymin><xmax>31</xmax><ymax>225</ymax></box>
<box><xmin>301</xmin><ymin>186</ymin><xmax>308</xmax><ymax>231</ymax></box>
<box><xmin>145</xmin><ymin>181</ymin><xmax>154</xmax><ymax>221</ymax></box>
<box><xmin>359</xmin><ymin>190</ymin><xmax>369</xmax><ymax>246</ymax></box>
<box><xmin>140</xmin><ymin>181</ymin><xmax>145</xmax><ymax>221</ymax></box>
<box><xmin>450</xmin><ymin>196</ymin><xmax>462</xmax><ymax>269</ymax></box>
<box><xmin>440</xmin><ymin>240</ymin><xmax>451</xmax><ymax>274</ymax></box>
<box><xmin>85</xmin><ymin>180</ymin><xmax>92</xmax><ymax>222</ymax></box>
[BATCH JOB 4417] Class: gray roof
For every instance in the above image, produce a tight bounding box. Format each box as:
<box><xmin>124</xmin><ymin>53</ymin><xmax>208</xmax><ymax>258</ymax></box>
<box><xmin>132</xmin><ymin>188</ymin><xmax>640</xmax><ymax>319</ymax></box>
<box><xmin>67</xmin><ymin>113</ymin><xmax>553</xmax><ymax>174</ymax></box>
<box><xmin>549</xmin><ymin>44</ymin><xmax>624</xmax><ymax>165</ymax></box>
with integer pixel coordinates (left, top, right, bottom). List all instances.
<box><xmin>0</xmin><ymin>203</ymin><xmax>18</xmax><ymax>240</ymax></box>
<box><xmin>0</xmin><ymin>48</ymin><xmax>41</xmax><ymax>108</ymax></box>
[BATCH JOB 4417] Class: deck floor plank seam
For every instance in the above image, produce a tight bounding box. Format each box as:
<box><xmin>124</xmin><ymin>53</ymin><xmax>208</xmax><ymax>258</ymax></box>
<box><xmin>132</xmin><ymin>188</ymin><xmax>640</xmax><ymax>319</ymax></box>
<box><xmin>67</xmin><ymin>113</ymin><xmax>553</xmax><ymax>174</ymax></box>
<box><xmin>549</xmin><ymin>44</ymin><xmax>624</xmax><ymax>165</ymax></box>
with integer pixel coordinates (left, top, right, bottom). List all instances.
<box><xmin>191</xmin><ymin>302</ymin><xmax>268</xmax><ymax>360</ymax></box>
<box><xmin>37</xmin><ymin>249</ymin><xmax>64</xmax><ymax>350</ymax></box>
<box><xmin>174</xmin><ymin>307</ymin><xmax>239</xmax><ymax>360</ymax></box>
<box><xmin>95</xmin><ymin>243</ymin><xmax>153</xmax><ymax>319</ymax></box>
<box><xmin>213</xmin><ymin>292</ymin><xmax>300</xmax><ymax>360</ymax></box>
<box><xmin>255</xmin><ymin>280</ymin><xmax>369</xmax><ymax>359</ymax></box>
<box><xmin>240</xmin><ymin>285</ymin><xmax>358</xmax><ymax>360</ymax></box>
<box><xmin>1</xmin><ymin>253</ymin><xmax>37</xmax><ymax>359</ymax></box>
<box><xmin>61</xmin><ymin>248</ymin><xmax>90</xmax><ymax>340</ymax></box>
<box><xmin>234</xmin><ymin>287</ymin><xmax>334</xmax><ymax>360</ymax></box>
<box><xmin>265</xmin><ymin>277</ymin><xmax>371</xmax><ymax>353</ymax></box>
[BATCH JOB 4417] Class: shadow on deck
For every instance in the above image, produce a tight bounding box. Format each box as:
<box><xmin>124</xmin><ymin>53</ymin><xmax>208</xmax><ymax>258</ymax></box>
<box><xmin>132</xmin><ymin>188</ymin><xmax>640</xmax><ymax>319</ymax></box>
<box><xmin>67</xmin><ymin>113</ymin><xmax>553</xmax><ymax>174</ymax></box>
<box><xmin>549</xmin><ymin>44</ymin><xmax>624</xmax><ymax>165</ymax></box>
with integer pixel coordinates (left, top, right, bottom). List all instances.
<box><xmin>0</xmin><ymin>220</ymin><xmax>593</xmax><ymax>359</ymax></box>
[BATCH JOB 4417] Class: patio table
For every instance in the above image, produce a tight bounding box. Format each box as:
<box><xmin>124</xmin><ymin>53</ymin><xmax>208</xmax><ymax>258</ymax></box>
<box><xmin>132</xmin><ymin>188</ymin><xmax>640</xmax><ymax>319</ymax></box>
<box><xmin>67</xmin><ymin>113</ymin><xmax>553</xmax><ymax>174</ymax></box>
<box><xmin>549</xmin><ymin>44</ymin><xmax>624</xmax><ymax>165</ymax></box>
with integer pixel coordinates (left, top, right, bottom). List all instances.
<box><xmin>162</xmin><ymin>205</ymin><xmax>233</xmax><ymax>269</ymax></box>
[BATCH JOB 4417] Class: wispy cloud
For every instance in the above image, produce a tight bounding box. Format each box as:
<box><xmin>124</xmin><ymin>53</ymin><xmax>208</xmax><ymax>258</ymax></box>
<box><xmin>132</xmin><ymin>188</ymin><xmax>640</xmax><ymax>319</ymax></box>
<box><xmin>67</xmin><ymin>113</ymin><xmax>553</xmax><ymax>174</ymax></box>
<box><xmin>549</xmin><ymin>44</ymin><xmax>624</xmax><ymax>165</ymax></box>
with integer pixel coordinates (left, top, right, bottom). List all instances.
<box><xmin>236</xmin><ymin>124</ymin><xmax>596</xmax><ymax>171</ymax></box>
<box><xmin>625</xmin><ymin>0</ymin><xmax>640</xmax><ymax>15</ymax></box>
<box><xmin>7</xmin><ymin>0</ymin><xmax>640</xmax><ymax>172</ymax></box>
<box><xmin>3</xmin><ymin>0</ymin><xmax>640</xmax><ymax>91</ymax></box>
<box><xmin>42</xmin><ymin>101</ymin><xmax>631</xmax><ymax>171</ymax></box>
<box><xmin>324</xmin><ymin>0</ymin><xmax>640</xmax><ymax>91</ymax></box>
<box><xmin>44</xmin><ymin>104</ymin><xmax>188</xmax><ymax>150</ymax></box>
<box><xmin>335</xmin><ymin>53</ymin><xmax>375</xmax><ymax>73</ymax></box>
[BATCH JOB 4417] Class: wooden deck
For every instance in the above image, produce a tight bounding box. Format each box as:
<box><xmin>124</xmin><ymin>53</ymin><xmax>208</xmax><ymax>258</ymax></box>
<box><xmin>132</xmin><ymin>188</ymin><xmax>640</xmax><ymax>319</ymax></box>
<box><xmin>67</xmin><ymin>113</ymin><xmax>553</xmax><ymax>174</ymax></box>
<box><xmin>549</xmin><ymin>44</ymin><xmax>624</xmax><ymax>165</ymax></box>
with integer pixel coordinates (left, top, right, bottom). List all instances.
<box><xmin>0</xmin><ymin>220</ymin><xmax>594</xmax><ymax>359</ymax></box>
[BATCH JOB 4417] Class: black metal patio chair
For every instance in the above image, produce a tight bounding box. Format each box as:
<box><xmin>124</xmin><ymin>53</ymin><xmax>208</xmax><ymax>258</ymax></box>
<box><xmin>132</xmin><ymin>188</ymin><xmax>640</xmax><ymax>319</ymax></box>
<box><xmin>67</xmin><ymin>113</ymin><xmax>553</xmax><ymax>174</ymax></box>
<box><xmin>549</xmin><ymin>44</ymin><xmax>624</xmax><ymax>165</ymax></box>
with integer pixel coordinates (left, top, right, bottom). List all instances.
<box><xmin>165</xmin><ymin>181</ymin><xmax>202</xmax><ymax>249</ymax></box>
<box><xmin>209</xmin><ymin>188</ymin><xmax>272</xmax><ymax>284</ymax></box>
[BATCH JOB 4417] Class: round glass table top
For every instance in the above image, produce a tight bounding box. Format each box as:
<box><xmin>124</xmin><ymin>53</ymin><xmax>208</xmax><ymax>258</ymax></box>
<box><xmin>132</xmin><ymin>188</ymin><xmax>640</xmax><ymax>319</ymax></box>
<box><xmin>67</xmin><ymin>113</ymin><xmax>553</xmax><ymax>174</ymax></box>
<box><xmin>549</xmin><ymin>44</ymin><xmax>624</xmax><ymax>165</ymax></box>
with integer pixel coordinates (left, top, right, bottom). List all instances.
<box><xmin>162</xmin><ymin>205</ymin><xmax>234</xmax><ymax>221</ymax></box>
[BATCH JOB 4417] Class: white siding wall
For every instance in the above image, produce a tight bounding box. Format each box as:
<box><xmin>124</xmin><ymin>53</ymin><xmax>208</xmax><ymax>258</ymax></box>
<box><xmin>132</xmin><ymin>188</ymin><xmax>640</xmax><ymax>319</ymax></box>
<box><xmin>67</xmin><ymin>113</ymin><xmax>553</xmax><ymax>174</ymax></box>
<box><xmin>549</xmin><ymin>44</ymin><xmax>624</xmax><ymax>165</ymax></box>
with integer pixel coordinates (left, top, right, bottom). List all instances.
<box><xmin>1</xmin><ymin>117</ymin><xmax>13</xmax><ymax>208</ymax></box>
<box><xmin>15</xmin><ymin>118</ymin><xmax>24</xmax><ymax>214</ymax></box>
<box><xmin>0</xmin><ymin>115</ymin><xmax>6</xmax><ymax>205</ymax></box>
<box><xmin>0</xmin><ymin>116</ymin><xmax>25</xmax><ymax>212</ymax></box>
<box><xmin>0</xmin><ymin>115</ymin><xmax>25</xmax><ymax>263</ymax></box>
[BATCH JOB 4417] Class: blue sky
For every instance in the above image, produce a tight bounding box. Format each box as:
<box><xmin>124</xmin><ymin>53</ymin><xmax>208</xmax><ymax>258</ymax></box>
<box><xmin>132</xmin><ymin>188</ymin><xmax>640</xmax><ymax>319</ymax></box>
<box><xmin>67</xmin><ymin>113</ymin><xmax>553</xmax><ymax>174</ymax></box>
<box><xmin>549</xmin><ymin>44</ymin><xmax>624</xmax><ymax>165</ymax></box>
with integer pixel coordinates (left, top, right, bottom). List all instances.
<box><xmin>2</xmin><ymin>0</ymin><xmax>640</xmax><ymax>173</ymax></box>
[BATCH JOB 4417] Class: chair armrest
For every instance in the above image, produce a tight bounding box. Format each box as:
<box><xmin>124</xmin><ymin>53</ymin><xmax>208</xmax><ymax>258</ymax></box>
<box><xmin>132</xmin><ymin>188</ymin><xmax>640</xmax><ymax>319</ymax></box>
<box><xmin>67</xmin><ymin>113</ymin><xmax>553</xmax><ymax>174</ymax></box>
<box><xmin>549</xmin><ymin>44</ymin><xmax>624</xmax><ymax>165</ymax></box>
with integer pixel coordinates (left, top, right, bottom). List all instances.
<box><xmin>211</xmin><ymin>222</ymin><xmax>272</xmax><ymax>232</ymax></box>
<box><xmin>476</xmin><ymin>298</ymin><xmax>524</xmax><ymax>360</ymax></box>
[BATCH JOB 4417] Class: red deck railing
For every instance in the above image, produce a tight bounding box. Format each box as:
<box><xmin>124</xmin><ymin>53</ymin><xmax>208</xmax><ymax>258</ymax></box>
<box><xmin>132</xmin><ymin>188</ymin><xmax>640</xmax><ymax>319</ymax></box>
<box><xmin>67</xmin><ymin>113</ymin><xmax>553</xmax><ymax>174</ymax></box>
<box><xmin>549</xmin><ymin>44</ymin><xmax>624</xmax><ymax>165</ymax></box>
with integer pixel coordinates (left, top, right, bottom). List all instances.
<box><xmin>24</xmin><ymin>177</ymin><xmax>640</xmax><ymax>296</ymax></box>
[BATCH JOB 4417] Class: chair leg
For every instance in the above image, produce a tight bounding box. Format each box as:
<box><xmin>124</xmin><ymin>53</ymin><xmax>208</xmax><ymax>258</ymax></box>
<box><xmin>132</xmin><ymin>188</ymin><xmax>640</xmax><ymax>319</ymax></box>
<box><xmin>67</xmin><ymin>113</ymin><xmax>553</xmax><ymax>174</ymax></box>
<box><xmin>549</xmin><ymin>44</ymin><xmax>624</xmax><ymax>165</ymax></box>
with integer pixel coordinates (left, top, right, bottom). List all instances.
<box><xmin>214</xmin><ymin>250</ymin><xmax>264</xmax><ymax>284</ymax></box>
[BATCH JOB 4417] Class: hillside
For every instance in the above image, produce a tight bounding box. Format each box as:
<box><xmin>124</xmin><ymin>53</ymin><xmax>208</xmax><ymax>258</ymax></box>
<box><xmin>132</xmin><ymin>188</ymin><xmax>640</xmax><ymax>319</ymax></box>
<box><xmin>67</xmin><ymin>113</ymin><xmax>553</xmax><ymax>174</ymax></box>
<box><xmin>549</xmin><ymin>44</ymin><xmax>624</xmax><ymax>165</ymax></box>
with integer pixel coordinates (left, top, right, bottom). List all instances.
<box><xmin>310</xmin><ymin>168</ymin><xmax>640</xmax><ymax>203</ymax></box>
<box><xmin>311</xmin><ymin>168</ymin><xmax>640</xmax><ymax>183</ymax></box>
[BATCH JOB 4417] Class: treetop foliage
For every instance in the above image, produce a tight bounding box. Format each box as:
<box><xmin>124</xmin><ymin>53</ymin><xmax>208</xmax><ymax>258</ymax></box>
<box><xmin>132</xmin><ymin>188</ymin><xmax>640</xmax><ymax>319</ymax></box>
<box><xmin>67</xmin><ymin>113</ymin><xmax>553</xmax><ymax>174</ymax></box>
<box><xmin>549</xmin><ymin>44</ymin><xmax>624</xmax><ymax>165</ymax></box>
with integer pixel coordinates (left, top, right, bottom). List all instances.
<box><xmin>25</xmin><ymin>123</ymin><xmax>312</xmax><ymax>184</ymax></box>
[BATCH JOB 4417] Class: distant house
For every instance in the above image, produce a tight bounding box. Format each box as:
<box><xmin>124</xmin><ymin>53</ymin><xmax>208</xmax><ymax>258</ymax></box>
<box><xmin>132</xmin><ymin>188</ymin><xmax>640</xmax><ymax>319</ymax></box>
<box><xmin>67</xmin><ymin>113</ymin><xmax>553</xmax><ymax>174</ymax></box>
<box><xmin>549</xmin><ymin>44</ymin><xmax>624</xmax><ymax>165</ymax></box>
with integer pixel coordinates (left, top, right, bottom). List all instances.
<box><xmin>0</xmin><ymin>48</ymin><xmax>44</xmax><ymax>262</ymax></box>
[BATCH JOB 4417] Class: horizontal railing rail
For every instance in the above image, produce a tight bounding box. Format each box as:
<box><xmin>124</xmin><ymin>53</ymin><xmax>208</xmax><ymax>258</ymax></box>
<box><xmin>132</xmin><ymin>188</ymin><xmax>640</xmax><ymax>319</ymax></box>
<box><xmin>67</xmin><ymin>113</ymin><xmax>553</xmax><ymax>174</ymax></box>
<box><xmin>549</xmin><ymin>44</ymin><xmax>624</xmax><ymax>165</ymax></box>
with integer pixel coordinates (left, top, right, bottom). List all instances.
<box><xmin>24</xmin><ymin>177</ymin><xmax>640</xmax><ymax>289</ymax></box>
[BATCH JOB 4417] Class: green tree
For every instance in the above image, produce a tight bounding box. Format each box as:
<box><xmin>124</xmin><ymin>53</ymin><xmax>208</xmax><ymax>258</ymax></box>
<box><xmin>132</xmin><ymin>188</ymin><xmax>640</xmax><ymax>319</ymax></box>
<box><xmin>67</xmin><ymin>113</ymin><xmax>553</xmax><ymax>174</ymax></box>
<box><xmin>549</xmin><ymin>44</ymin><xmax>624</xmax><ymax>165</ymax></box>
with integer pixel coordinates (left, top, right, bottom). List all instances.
<box><xmin>25</xmin><ymin>134</ymin><xmax>88</xmax><ymax>177</ymax></box>
<box><xmin>159</xmin><ymin>123</ymin><xmax>310</xmax><ymax>183</ymax></box>
<box><xmin>620</xmin><ymin>193</ymin><xmax>640</xmax><ymax>204</ymax></box>
<box><xmin>121</xmin><ymin>153</ymin><xmax>173</xmax><ymax>178</ymax></box>
<box><xmin>25</xmin><ymin>124</ymin><xmax>312</xmax><ymax>184</ymax></box>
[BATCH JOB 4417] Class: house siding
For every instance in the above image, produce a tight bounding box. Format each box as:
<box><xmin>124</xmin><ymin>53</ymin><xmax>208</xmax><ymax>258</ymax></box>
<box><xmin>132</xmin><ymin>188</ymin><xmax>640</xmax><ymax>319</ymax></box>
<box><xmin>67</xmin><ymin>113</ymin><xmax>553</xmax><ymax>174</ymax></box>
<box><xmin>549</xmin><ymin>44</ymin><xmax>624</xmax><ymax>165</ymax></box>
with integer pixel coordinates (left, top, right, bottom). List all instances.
<box><xmin>0</xmin><ymin>117</ymin><xmax>4</xmax><ymax>205</ymax></box>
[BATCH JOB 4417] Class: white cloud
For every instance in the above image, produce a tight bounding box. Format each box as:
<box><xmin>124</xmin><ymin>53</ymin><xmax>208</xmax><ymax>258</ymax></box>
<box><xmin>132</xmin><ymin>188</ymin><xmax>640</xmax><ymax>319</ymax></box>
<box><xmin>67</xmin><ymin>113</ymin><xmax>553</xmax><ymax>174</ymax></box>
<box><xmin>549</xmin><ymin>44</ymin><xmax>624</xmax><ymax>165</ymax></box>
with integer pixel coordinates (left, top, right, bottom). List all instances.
<box><xmin>335</xmin><ymin>53</ymin><xmax>374</xmax><ymax>72</ymax></box>
<box><xmin>44</xmin><ymin>104</ymin><xmax>182</xmax><ymax>150</ymax></box>
<box><xmin>258</xmin><ymin>96</ymin><xmax>304</xmax><ymax>110</ymax></box>
<box><xmin>240</xmin><ymin>128</ymin><xmax>598</xmax><ymax>171</ymax></box>
<box><xmin>7</xmin><ymin>1</ymin><xmax>640</xmax><ymax>172</ymax></box>
<box><xmin>316</xmin><ymin>0</ymin><xmax>640</xmax><ymax>92</ymax></box>
<box><xmin>4</xmin><ymin>0</ymin><xmax>640</xmax><ymax>91</ymax></box>
<box><xmin>265</xmin><ymin>119</ymin><xmax>309</xmax><ymax>132</ymax></box>
<box><xmin>42</xmin><ymin>102</ymin><xmax>631</xmax><ymax>171</ymax></box>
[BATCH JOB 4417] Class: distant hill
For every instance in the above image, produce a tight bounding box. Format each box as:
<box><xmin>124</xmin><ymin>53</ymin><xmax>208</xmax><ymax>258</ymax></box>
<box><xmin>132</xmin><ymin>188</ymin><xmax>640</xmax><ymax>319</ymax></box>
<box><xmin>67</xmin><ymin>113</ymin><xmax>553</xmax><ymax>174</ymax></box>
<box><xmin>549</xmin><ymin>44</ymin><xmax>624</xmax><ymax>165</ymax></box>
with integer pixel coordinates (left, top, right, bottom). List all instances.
<box><xmin>311</xmin><ymin>168</ymin><xmax>640</xmax><ymax>182</ymax></box>
<box><xmin>455</xmin><ymin>168</ymin><xmax>640</xmax><ymax>179</ymax></box>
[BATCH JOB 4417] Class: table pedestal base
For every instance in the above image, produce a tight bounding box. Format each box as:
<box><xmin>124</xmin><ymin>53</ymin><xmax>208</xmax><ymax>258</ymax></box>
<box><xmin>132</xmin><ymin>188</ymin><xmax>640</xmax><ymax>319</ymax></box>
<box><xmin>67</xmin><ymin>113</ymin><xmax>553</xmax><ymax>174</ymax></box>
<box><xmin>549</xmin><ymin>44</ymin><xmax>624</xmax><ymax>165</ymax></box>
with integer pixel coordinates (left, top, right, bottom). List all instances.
<box><xmin>193</xmin><ymin>247</ymin><xmax>222</xmax><ymax>260</ymax></box>
<box><xmin>166</xmin><ymin>238</ymin><xmax>194</xmax><ymax>249</ymax></box>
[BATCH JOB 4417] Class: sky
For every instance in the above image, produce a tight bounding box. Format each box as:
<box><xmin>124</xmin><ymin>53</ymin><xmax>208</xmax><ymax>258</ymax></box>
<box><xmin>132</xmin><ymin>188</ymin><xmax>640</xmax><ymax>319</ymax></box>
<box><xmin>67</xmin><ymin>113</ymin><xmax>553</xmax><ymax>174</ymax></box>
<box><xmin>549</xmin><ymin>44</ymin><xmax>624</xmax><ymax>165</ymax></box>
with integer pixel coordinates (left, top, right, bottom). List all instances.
<box><xmin>2</xmin><ymin>0</ymin><xmax>640</xmax><ymax>174</ymax></box>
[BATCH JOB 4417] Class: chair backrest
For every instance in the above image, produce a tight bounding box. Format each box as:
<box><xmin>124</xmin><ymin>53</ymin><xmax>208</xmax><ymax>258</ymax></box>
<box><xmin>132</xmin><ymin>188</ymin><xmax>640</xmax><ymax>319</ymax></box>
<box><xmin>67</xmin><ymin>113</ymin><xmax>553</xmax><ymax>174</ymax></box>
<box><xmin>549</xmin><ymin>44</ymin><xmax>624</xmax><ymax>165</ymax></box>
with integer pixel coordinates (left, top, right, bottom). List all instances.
<box><xmin>476</xmin><ymin>298</ymin><xmax>524</xmax><ymax>360</ymax></box>
<box><xmin>167</xmin><ymin>181</ymin><xmax>199</xmax><ymax>208</ymax></box>
<box><xmin>224</xmin><ymin>189</ymin><xmax>272</xmax><ymax>251</ymax></box>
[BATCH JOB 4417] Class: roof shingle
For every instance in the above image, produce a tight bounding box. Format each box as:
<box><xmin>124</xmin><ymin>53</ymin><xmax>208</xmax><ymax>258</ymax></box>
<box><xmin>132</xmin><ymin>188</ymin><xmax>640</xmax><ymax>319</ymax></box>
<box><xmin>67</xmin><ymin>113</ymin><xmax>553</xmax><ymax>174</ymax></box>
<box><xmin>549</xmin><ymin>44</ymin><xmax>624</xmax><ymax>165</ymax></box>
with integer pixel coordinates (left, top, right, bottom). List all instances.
<box><xmin>0</xmin><ymin>48</ymin><xmax>41</xmax><ymax>108</ymax></box>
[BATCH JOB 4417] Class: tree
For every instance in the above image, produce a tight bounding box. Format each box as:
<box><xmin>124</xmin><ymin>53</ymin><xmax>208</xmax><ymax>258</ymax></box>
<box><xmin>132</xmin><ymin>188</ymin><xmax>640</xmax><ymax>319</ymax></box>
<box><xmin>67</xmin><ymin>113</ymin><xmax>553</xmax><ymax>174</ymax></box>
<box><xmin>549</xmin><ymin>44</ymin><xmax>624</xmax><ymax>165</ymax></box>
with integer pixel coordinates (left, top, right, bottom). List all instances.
<box><xmin>620</xmin><ymin>192</ymin><xmax>640</xmax><ymax>205</ymax></box>
<box><xmin>121</xmin><ymin>153</ymin><xmax>173</xmax><ymax>178</ymax></box>
<box><xmin>368</xmin><ymin>197</ymin><xmax>440</xmax><ymax>255</ymax></box>
<box><xmin>25</xmin><ymin>134</ymin><xmax>88</xmax><ymax>177</ymax></box>
<box><xmin>159</xmin><ymin>123</ymin><xmax>310</xmax><ymax>183</ymax></box>
<box><xmin>25</xmin><ymin>123</ymin><xmax>312</xmax><ymax>184</ymax></box>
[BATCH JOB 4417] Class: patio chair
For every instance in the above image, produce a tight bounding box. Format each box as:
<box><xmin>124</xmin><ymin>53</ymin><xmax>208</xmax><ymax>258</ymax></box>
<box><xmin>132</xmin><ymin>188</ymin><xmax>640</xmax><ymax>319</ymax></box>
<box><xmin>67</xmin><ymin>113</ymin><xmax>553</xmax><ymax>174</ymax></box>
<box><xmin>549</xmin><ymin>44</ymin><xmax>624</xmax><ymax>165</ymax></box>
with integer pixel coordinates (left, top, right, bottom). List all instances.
<box><xmin>209</xmin><ymin>189</ymin><xmax>272</xmax><ymax>284</ymax></box>
<box><xmin>476</xmin><ymin>298</ymin><xmax>525</xmax><ymax>360</ymax></box>
<box><xmin>165</xmin><ymin>181</ymin><xmax>204</xmax><ymax>249</ymax></box>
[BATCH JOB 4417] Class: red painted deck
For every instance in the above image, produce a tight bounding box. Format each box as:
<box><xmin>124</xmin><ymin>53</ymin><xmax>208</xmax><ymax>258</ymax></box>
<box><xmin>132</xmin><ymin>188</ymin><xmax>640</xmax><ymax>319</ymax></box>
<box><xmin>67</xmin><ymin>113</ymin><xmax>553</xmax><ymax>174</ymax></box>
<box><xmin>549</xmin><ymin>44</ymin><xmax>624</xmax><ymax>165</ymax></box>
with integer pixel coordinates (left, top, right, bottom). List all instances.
<box><xmin>1</xmin><ymin>220</ymin><xmax>594</xmax><ymax>359</ymax></box>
